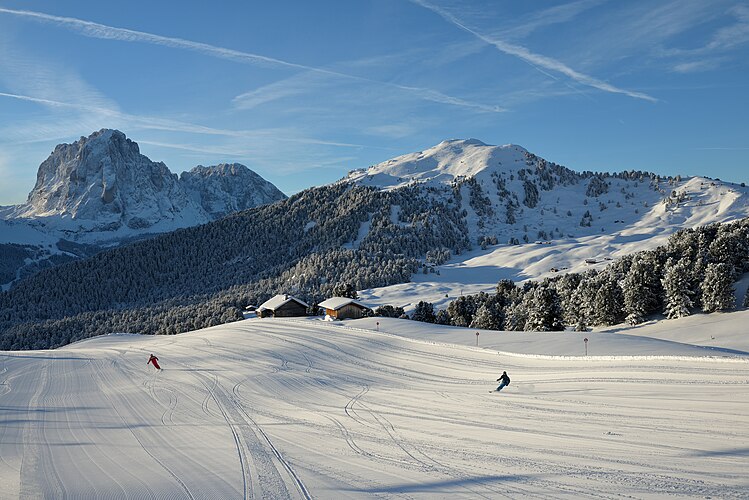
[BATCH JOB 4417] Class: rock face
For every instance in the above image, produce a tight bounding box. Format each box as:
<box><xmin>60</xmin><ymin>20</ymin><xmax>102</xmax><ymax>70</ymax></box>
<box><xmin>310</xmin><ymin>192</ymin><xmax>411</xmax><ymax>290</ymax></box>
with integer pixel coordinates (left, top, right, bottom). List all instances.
<box><xmin>14</xmin><ymin>129</ymin><xmax>203</xmax><ymax>231</ymax></box>
<box><xmin>181</xmin><ymin>163</ymin><xmax>286</xmax><ymax>219</ymax></box>
<box><xmin>9</xmin><ymin>129</ymin><xmax>286</xmax><ymax>236</ymax></box>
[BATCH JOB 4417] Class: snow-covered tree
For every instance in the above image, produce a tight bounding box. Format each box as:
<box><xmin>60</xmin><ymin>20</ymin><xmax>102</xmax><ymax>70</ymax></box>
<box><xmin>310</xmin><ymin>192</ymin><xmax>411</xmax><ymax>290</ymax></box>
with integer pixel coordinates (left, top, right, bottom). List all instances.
<box><xmin>446</xmin><ymin>295</ymin><xmax>476</xmax><ymax>327</ymax></box>
<box><xmin>555</xmin><ymin>273</ymin><xmax>581</xmax><ymax>324</ymax></box>
<box><xmin>435</xmin><ymin>309</ymin><xmax>450</xmax><ymax>325</ymax></box>
<box><xmin>503</xmin><ymin>300</ymin><xmax>528</xmax><ymax>331</ymax></box>
<box><xmin>593</xmin><ymin>274</ymin><xmax>625</xmax><ymax>326</ymax></box>
<box><xmin>709</xmin><ymin>230</ymin><xmax>748</xmax><ymax>274</ymax></box>
<box><xmin>525</xmin><ymin>283</ymin><xmax>564</xmax><ymax>331</ymax></box>
<box><xmin>701</xmin><ymin>263</ymin><xmax>735</xmax><ymax>313</ymax></box>
<box><xmin>662</xmin><ymin>258</ymin><xmax>693</xmax><ymax>319</ymax></box>
<box><xmin>567</xmin><ymin>270</ymin><xmax>598</xmax><ymax>327</ymax></box>
<box><xmin>375</xmin><ymin>305</ymin><xmax>405</xmax><ymax>318</ymax></box>
<box><xmin>471</xmin><ymin>302</ymin><xmax>504</xmax><ymax>330</ymax></box>
<box><xmin>332</xmin><ymin>282</ymin><xmax>358</xmax><ymax>299</ymax></box>
<box><xmin>412</xmin><ymin>301</ymin><xmax>436</xmax><ymax>323</ymax></box>
<box><xmin>622</xmin><ymin>255</ymin><xmax>659</xmax><ymax>325</ymax></box>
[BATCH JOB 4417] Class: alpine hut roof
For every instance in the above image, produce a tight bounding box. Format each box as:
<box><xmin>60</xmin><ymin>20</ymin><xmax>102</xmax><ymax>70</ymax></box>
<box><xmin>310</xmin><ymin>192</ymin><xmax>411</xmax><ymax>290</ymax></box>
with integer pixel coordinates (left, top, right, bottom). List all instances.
<box><xmin>318</xmin><ymin>297</ymin><xmax>370</xmax><ymax>311</ymax></box>
<box><xmin>257</xmin><ymin>294</ymin><xmax>309</xmax><ymax>312</ymax></box>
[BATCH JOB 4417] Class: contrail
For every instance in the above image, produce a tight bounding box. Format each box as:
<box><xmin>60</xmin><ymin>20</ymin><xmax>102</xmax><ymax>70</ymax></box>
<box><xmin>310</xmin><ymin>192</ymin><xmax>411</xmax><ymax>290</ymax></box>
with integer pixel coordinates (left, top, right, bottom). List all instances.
<box><xmin>0</xmin><ymin>7</ymin><xmax>506</xmax><ymax>112</ymax></box>
<box><xmin>0</xmin><ymin>91</ymin><xmax>78</xmax><ymax>108</ymax></box>
<box><xmin>410</xmin><ymin>0</ymin><xmax>658</xmax><ymax>103</ymax></box>
<box><xmin>0</xmin><ymin>90</ymin><xmax>369</xmax><ymax>147</ymax></box>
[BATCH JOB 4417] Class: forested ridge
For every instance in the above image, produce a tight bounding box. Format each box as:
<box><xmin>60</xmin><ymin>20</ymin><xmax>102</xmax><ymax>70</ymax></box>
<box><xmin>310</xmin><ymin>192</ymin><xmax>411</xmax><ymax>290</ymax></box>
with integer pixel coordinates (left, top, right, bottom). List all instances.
<box><xmin>0</xmin><ymin>182</ymin><xmax>470</xmax><ymax>349</ymax></box>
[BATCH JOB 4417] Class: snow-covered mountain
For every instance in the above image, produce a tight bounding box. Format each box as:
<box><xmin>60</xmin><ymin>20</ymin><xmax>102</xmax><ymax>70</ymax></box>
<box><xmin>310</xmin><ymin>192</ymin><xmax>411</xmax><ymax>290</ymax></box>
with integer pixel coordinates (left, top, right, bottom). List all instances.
<box><xmin>0</xmin><ymin>129</ymin><xmax>286</xmax><ymax>289</ymax></box>
<box><xmin>347</xmin><ymin>138</ymin><xmax>749</xmax><ymax>247</ymax></box>
<box><xmin>9</xmin><ymin>129</ymin><xmax>205</xmax><ymax>234</ymax></box>
<box><xmin>345</xmin><ymin>139</ymin><xmax>749</xmax><ymax>311</ymax></box>
<box><xmin>346</xmin><ymin>138</ymin><xmax>529</xmax><ymax>189</ymax></box>
<box><xmin>181</xmin><ymin>163</ymin><xmax>286</xmax><ymax>220</ymax></box>
<box><xmin>6</xmin><ymin>129</ymin><xmax>285</xmax><ymax>237</ymax></box>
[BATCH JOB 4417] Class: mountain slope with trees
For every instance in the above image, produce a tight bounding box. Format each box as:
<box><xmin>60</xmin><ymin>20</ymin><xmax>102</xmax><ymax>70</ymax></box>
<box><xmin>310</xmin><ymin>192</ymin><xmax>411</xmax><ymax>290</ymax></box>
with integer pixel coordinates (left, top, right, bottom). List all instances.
<box><xmin>2</xmin><ymin>138</ymin><xmax>748</xmax><ymax>349</ymax></box>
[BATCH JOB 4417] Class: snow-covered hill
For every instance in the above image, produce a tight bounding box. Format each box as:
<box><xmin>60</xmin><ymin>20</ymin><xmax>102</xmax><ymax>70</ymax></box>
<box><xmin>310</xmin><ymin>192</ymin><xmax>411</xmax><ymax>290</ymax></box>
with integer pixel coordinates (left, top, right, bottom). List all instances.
<box><xmin>348</xmin><ymin>138</ymin><xmax>749</xmax><ymax>245</ymax></box>
<box><xmin>349</xmin><ymin>139</ymin><xmax>749</xmax><ymax>311</ymax></box>
<box><xmin>346</xmin><ymin>138</ymin><xmax>528</xmax><ymax>189</ymax></box>
<box><xmin>1</xmin><ymin>315</ymin><xmax>746</xmax><ymax>497</ymax></box>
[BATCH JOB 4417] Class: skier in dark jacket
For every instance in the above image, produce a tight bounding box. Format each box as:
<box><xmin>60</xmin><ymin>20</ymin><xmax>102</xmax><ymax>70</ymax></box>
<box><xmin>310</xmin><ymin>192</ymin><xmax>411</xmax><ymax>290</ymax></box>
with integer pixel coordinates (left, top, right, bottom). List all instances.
<box><xmin>147</xmin><ymin>354</ymin><xmax>161</xmax><ymax>370</ymax></box>
<box><xmin>495</xmin><ymin>371</ymin><xmax>510</xmax><ymax>391</ymax></box>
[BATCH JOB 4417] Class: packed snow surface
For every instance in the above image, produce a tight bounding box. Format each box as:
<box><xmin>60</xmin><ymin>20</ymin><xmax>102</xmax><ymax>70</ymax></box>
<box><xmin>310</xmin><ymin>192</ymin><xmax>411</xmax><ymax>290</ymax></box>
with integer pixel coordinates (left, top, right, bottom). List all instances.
<box><xmin>1</xmin><ymin>316</ymin><xmax>748</xmax><ymax>498</ymax></box>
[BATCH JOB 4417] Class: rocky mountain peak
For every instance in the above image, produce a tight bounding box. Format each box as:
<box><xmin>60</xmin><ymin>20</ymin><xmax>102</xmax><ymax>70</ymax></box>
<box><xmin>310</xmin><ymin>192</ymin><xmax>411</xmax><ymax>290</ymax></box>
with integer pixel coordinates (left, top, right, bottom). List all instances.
<box><xmin>13</xmin><ymin>129</ymin><xmax>193</xmax><ymax>232</ymax></box>
<box><xmin>180</xmin><ymin>162</ymin><xmax>286</xmax><ymax>219</ymax></box>
<box><xmin>7</xmin><ymin>130</ymin><xmax>284</xmax><ymax>239</ymax></box>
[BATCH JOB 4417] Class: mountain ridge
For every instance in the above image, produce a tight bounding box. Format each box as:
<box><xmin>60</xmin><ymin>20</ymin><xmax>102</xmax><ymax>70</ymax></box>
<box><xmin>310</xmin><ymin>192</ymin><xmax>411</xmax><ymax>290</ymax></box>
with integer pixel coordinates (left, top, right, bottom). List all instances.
<box><xmin>7</xmin><ymin>129</ymin><xmax>286</xmax><ymax>235</ymax></box>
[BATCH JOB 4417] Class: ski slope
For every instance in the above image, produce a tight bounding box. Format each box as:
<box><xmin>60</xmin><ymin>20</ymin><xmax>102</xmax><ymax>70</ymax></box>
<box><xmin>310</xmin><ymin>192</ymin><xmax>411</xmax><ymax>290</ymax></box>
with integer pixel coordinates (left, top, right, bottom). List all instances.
<box><xmin>1</xmin><ymin>317</ymin><xmax>748</xmax><ymax>498</ymax></box>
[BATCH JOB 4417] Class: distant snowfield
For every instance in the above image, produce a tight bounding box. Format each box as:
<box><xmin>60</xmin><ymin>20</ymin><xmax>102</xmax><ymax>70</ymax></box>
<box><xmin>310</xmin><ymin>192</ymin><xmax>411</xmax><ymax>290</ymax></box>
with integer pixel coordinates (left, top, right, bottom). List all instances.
<box><xmin>1</xmin><ymin>316</ymin><xmax>747</xmax><ymax>498</ymax></box>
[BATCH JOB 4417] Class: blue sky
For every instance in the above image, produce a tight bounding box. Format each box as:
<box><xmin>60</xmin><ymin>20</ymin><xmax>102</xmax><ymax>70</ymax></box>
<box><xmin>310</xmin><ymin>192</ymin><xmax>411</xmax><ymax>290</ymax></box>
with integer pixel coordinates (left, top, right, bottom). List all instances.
<box><xmin>0</xmin><ymin>0</ymin><xmax>748</xmax><ymax>204</ymax></box>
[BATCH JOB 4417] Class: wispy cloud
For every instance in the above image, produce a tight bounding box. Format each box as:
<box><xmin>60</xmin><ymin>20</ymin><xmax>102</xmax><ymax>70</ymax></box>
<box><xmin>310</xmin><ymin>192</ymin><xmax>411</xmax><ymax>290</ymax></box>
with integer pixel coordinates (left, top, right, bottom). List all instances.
<box><xmin>0</xmin><ymin>6</ymin><xmax>505</xmax><ymax>113</ymax></box>
<box><xmin>500</xmin><ymin>0</ymin><xmax>604</xmax><ymax>40</ymax></box>
<box><xmin>410</xmin><ymin>0</ymin><xmax>658</xmax><ymax>103</ymax></box>
<box><xmin>672</xmin><ymin>59</ymin><xmax>723</xmax><ymax>74</ymax></box>
<box><xmin>233</xmin><ymin>81</ymin><xmax>310</xmax><ymax>110</ymax></box>
<box><xmin>0</xmin><ymin>89</ymin><xmax>372</xmax><ymax>150</ymax></box>
<box><xmin>704</xmin><ymin>4</ymin><xmax>749</xmax><ymax>52</ymax></box>
<box><xmin>0</xmin><ymin>47</ymin><xmax>120</xmax><ymax>111</ymax></box>
<box><xmin>618</xmin><ymin>2</ymin><xmax>749</xmax><ymax>73</ymax></box>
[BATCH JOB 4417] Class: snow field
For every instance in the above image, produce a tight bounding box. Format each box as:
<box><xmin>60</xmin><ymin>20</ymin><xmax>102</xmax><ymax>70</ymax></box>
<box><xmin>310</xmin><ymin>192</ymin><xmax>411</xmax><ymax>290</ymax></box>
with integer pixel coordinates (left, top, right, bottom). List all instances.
<box><xmin>1</xmin><ymin>317</ymin><xmax>748</xmax><ymax>498</ymax></box>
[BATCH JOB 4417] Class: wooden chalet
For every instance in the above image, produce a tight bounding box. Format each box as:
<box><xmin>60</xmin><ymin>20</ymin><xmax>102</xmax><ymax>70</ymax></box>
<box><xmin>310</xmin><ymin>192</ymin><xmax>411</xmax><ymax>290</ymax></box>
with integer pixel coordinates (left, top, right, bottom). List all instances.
<box><xmin>256</xmin><ymin>294</ymin><xmax>309</xmax><ymax>318</ymax></box>
<box><xmin>318</xmin><ymin>297</ymin><xmax>371</xmax><ymax>320</ymax></box>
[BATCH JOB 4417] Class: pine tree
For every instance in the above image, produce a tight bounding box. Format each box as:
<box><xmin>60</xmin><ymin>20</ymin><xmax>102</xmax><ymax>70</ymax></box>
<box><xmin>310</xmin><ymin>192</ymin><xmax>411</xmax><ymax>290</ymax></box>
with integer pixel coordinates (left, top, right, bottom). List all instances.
<box><xmin>662</xmin><ymin>258</ymin><xmax>693</xmax><ymax>319</ymax></box>
<box><xmin>332</xmin><ymin>282</ymin><xmax>358</xmax><ymax>299</ymax></box>
<box><xmin>622</xmin><ymin>257</ymin><xmax>658</xmax><ymax>325</ymax></box>
<box><xmin>556</xmin><ymin>273</ymin><xmax>582</xmax><ymax>323</ymax></box>
<box><xmin>503</xmin><ymin>300</ymin><xmax>528</xmax><ymax>331</ymax></box>
<box><xmin>701</xmin><ymin>262</ymin><xmax>735</xmax><ymax>313</ymax></box>
<box><xmin>412</xmin><ymin>301</ymin><xmax>436</xmax><ymax>323</ymax></box>
<box><xmin>525</xmin><ymin>284</ymin><xmax>564</xmax><ymax>331</ymax></box>
<box><xmin>593</xmin><ymin>274</ymin><xmax>625</xmax><ymax>326</ymax></box>
<box><xmin>574</xmin><ymin>317</ymin><xmax>587</xmax><ymax>332</ymax></box>
<box><xmin>470</xmin><ymin>301</ymin><xmax>504</xmax><ymax>330</ymax></box>
<box><xmin>435</xmin><ymin>309</ymin><xmax>450</xmax><ymax>325</ymax></box>
<box><xmin>568</xmin><ymin>270</ymin><xmax>598</xmax><ymax>328</ymax></box>
<box><xmin>446</xmin><ymin>295</ymin><xmax>476</xmax><ymax>327</ymax></box>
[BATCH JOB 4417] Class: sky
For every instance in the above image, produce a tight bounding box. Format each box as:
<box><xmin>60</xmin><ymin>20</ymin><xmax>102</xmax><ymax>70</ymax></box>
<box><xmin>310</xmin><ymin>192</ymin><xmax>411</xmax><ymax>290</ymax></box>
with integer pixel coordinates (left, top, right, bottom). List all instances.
<box><xmin>0</xmin><ymin>0</ymin><xmax>748</xmax><ymax>204</ymax></box>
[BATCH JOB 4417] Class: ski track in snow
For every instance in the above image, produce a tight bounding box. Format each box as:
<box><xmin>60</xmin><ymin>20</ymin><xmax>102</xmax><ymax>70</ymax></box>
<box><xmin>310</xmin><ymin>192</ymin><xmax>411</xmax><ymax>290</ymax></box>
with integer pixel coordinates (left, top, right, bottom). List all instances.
<box><xmin>1</xmin><ymin>318</ymin><xmax>749</xmax><ymax>499</ymax></box>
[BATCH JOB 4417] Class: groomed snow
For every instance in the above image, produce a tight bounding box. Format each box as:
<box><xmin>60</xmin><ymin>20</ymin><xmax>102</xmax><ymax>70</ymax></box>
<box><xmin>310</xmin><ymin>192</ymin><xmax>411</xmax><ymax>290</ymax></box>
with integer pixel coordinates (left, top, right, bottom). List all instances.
<box><xmin>1</xmin><ymin>315</ymin><xmax>747</xmax><ymax>498</ymax></box>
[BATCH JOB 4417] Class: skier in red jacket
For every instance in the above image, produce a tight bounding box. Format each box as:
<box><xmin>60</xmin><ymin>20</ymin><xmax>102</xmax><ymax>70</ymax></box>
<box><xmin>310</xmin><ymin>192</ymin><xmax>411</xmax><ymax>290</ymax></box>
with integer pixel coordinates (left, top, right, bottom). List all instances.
<box><xmin>147</xmin><ymin>354</ymin><xmax>161</xmax><ymax>370</ymax></box>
